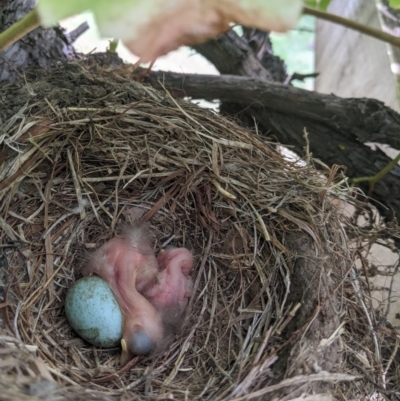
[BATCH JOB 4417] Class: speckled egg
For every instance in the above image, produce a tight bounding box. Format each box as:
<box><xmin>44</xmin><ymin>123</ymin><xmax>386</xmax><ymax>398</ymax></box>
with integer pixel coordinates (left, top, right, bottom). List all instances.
<box><xmin>65</xmin><ymin>276</ymin><xmax>123</xmax><ymax>348</ymax></box>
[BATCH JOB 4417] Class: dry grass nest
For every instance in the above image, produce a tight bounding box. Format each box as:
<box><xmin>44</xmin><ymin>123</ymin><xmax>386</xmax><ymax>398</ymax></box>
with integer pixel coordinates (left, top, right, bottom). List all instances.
<box><xmin>0</xmin><ymin>63</ymin><xmax>399</xmax><ymax>401</ymax></box>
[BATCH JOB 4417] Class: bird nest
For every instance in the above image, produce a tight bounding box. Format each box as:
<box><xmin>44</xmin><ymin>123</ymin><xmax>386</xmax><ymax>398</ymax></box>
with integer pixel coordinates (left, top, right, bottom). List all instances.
<box><xmin>0</xmin><ymin>63</ymin><xmax>398</xmax><ymax>401</ymax></box>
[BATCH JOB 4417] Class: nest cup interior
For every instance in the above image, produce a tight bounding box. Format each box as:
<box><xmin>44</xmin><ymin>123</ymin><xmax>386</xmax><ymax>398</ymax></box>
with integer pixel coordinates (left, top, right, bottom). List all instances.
<box><xmin>0</xmin><ymin>64</ymin><xmax>351</xmax><ymax>399</ymax></box>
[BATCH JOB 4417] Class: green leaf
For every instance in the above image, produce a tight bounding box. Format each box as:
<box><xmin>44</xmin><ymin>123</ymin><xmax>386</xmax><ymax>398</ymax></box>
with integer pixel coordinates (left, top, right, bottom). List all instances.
<box><xmin>304</xmin><ymin>0</ymin><xmax>331</xmax><ymax>10</ymax></box>
<box><xmin>36</xmin><ymin>0</ymin><xmax>303</xmax><ymax>61</ymax></box>
<box><xmin>389</xmin><ymin>0</ymin><xmax>400</xmax><ymax>8</ymax></box>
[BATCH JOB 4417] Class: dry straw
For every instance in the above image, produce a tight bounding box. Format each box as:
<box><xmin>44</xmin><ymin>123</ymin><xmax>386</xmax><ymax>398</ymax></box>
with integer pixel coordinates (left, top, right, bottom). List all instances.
<box><xmin>0</xmin><ymin>63</ymin><xmax>399</xmax><ymax>400</ymax></box>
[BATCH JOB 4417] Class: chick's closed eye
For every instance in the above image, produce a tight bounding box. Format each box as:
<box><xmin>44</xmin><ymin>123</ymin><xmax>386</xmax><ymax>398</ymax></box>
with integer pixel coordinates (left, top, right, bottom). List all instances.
<box><xmin>67</xmin><ymin>225</ymin><xmax>194</xmax><ymax>366</ymax></box>
<box><xmin>143</xmin><ymin>247</ymin><xmax>194</xmax><ymax>315</ymax></box>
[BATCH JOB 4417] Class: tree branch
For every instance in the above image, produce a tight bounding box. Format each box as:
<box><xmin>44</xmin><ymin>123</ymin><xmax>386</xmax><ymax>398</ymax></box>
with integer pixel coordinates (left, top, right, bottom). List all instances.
<box><xmin>0</xmin><ymin>0</ymin><xmax>76</xmax><ymax>84</ymax></box>
<box><xmin>143</xmin><ymin>70</ymin><xmax>400</xmax><ymax>222</ymax></box>
<box><xmin>180</xmin><ymin>29</ymin><xmax>400</xmax><ymax>224</ymax></box>
<box><xmin>145</xmin><ymin>71</ymin><xmax>400</xmax><ymax>153</ymax></box>
<box><xmin>0</xmin><ymin>9</ymin><xmax>39</xmax><ymax>52</ymax></box>
<box><xmin>303</xmin><ymin>5</ymin><xmax>400</xmax><ymax>48</ymax></box>
<box><xmin>65</xmin><ymin>21</ymin><xmax>89</xmax><ymax>44</ymax></box>
<box><xmin>192</xmin><ymin>30</ymin><xmax>274</xmax><ymax>81</ymax></box>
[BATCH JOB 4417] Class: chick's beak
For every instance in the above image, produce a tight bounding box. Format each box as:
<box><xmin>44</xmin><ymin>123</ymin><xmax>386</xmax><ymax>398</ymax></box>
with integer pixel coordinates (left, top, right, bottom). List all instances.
<box><xmin>120</xmin><ymin>338</ymin><xmax>132</xmax><ymax>367</ymax></box>
<box><xmin>120</xmin><ymin>331</ymin><xmax>154</xmax><ymax>366</ymax></box>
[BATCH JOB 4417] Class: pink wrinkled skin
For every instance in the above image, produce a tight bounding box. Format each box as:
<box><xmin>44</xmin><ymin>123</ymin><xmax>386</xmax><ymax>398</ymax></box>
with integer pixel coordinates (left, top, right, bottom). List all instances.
<box><xmin>144</xmin><ymin>246</ymin><xmax>193</xmax><ymax>318</ymax></box>
<box><xmin>82</xmin><ymin>226</ymin><xmax>193</xmax><ymax>364</ymax></box>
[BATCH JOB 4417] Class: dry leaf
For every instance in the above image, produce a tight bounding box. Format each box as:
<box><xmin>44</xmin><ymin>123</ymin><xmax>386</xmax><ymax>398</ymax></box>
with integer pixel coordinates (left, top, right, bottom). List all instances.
<box><xmin>37</xmin><ymin>0</ymin><xmax>303</xmax><ymax>61</ymax></box>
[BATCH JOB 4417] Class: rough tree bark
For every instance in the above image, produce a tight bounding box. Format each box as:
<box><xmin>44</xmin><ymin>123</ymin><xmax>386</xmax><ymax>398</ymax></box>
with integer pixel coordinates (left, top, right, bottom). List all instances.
<box><xmin>1</xmin><ymin>5</ymin><xmax>400</xmax><ymax>225</ymax></box>
<box><xmin>0</xmin><ymin>0</ymin><xmax>77</xmax><ymax>83</ymax></box>
<box><xmin>143</xmin><ymin>29</ymin><xmax>400</xmax><ymax>224</ymax></box>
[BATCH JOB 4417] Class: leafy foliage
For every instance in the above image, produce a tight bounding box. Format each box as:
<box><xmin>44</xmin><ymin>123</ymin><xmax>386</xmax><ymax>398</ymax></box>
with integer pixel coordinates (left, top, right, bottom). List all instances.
<box><xmin>36</xmin><ymin>0</ymin><xmax>303</xmax><ymax>61</ymax></box>
<box><xmin>304</xmin><ymin>0</ymin><xmax>331</xmax><ymax>10</ymax></box>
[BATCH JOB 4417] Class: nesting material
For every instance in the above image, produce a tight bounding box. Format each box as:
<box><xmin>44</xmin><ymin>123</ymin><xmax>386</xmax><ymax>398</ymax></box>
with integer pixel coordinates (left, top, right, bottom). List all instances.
<box><xmin>0</xmin><ymin>63</ymin><xmax>397</xmax><ymax>400</ymax></box>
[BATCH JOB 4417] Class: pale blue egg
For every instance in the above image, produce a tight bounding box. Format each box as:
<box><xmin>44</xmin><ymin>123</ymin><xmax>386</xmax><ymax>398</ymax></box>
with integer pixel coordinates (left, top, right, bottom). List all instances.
<box><xmin>65</xmin><ymin>276</ymin><xmax>123</xmax><ymax>348</ymax></box>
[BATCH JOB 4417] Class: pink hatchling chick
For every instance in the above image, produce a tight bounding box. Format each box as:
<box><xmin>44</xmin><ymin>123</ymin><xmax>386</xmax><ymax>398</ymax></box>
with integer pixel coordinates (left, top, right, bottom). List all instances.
<box><xmin>82</xmin><ymin>226</ymin><xmax>193</xmax><ymax>365</ymax></box>
<box><xmin>82</xmin><ymin>227</ymin><xmax>164</xmax><ymax>365</ymax></box>
<box><xmin>143</xmin><ymin>246</ymin><xmax>193</xmax><ymax>318</ymax></box>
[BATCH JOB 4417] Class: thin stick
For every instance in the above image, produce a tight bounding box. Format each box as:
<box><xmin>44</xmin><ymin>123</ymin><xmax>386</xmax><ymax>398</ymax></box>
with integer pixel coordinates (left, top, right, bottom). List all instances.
<box><xmin>0</xmin><ymin>9</ymin><xmax>40</xmax><ymax>52</ymax></box>
<box><xmin>349</xmin><ymin>152</ymin><xmax>400</xmax><ymax>194</ymax></box>
<box><xmin>303</xmin><ymin>6</ymin><xmax>400</xmax><ymax>48</ymax></box>
<box><xmin>230</xmin><ymin>372</ymin><xmax>360</xmax><ymax>401</ymax></box>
